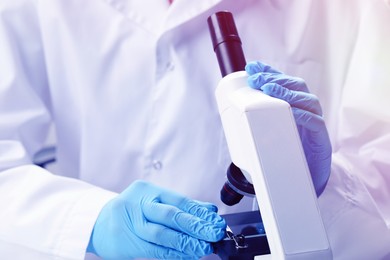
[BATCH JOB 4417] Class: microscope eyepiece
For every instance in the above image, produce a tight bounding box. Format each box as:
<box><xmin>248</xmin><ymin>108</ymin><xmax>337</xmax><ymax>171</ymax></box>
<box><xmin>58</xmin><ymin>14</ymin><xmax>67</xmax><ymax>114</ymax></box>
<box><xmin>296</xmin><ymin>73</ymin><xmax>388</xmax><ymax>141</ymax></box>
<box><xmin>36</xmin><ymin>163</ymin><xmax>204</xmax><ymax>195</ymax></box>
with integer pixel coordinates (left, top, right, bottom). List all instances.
<box><xmin>207</xmin><ymin>11</ymin><xmax>246</xmax><ymax>77</ymax></box>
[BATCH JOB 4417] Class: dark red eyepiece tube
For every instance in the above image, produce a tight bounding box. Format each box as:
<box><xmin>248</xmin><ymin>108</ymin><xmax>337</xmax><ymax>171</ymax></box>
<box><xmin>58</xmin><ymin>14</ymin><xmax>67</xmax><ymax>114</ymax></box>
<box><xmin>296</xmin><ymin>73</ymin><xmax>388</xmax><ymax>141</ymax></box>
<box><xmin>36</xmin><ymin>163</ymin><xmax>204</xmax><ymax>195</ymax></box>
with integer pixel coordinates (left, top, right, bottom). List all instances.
<box><xmin>207</xmin><ymin>11</ymin><xmax>246</xmax><ymax>77</ymax></box>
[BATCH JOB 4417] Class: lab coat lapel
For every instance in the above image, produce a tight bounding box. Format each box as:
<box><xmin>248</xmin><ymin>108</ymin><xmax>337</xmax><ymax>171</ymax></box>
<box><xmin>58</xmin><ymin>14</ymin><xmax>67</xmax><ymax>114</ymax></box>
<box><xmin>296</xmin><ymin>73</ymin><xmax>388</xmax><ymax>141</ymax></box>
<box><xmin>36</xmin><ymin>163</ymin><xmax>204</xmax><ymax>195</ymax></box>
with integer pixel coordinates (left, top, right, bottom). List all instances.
<box><xmin>102</xmin><ymin>0</ymin><xmax>222</xmax><ymax>36</ymax></box>
<box><xmin>162</xmin><ymin>0</ymin><xmax>222</xmax><ymax>33</ymax></box>
<box><xmin>102</xmin><ymin>0</ymin><xmax>169</xmax><ymax>35</ymax></box>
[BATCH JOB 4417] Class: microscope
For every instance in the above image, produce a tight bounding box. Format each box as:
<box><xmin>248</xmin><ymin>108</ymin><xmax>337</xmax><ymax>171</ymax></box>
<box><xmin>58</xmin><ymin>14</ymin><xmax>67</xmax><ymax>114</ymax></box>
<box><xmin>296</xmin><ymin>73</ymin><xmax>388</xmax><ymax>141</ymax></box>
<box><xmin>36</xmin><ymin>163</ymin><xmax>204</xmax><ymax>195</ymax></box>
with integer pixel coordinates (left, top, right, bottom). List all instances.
<box><xmin>207</xmin><ymin>11</ymin><xmax>332</xmax><ymax>259</ymax></box>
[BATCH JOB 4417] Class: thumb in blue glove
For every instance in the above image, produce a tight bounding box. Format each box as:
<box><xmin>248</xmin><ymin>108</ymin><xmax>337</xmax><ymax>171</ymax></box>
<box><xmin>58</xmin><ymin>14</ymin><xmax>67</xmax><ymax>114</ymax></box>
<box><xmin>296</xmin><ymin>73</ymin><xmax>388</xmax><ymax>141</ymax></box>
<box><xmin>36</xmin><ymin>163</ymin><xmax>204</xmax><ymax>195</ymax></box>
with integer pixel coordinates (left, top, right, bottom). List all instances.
<box><xmin>87</xmin><ymin>180</ymin><xmax>226</xmax><ymax>259</ymax></box>
<box><xmin>245</xmin><ymin>61</ymin><xmax>332</xmax><ymax>196</ymax></box>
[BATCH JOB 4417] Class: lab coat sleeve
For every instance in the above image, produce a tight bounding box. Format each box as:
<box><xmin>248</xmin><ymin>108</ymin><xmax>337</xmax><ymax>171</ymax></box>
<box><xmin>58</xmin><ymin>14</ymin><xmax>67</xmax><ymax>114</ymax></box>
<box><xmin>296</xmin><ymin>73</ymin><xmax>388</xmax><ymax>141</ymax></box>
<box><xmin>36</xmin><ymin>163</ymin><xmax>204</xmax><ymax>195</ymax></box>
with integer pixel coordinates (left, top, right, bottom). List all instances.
<box><xmin>0</xmin><ymin>1</ymin><xmax>117</xmax><ymax>259</ymax></box>
<box><xmin>317</xmin><ymin>4</ymin><xmax>390</xmax><ymax>259</ymax></box>
<box><xmin>332</xmin><ymin>0</ymin><xmax>390</xmax><ymax>228</ymax></box>
<box><xmin>0</xmin><ymin>166</ymin><xmax>117</xmax><ymax>260</ymax></box>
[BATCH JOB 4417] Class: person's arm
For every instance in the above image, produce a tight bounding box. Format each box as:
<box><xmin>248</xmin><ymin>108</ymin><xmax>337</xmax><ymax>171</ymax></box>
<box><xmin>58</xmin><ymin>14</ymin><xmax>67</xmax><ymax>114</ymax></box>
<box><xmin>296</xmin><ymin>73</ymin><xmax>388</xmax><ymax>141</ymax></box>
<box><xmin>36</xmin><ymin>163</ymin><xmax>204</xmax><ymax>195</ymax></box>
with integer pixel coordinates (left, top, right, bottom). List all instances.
<box><xmin>330</xmin><ymin>0</ymin><xmax>390</xmax><ymax>227</ymax></box>
<box><xmin>0</xmin><ymin>3</ymin><xmax>117</xmax><ymax>259</ymax></box>
<box><xmin>0</xmin><ymin>60</ymin><xmax>116</xmax><ymax>259</ymax></box>
<box><xmin>0</xmin><ymin>165</ymin><xmax>117</xmax><ymax>259</ymax></box>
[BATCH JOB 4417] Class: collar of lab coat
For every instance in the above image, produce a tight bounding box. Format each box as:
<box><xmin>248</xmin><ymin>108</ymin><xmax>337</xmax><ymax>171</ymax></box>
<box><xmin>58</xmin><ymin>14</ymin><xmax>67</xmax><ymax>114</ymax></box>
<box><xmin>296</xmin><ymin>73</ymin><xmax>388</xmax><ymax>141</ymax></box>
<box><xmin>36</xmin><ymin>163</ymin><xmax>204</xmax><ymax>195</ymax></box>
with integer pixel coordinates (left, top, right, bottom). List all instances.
<box><xmin>102</xmin><ymin>0</ymin><xmax>222</xmax><ymax>36</ymax></box>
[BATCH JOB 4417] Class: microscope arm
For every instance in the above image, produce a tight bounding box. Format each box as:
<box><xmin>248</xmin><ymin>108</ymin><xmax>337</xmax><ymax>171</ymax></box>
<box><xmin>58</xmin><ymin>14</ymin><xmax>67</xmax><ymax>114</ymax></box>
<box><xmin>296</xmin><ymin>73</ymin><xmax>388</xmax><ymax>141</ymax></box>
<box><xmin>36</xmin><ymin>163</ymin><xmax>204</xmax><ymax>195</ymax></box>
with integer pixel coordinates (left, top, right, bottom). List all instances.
<box><xmin>216</xmin><ymin>71</ymin><xmax>332</xmax><ymax>260</ymax></box>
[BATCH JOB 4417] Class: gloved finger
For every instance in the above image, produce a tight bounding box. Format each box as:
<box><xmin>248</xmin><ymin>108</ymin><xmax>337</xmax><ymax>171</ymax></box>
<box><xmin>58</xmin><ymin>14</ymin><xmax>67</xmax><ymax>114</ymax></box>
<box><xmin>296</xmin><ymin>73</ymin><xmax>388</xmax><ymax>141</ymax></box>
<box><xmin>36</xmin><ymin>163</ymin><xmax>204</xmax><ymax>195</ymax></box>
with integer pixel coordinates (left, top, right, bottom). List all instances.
<box><xmin>158</xmin><ymin>189</ymin><xmax>226</xmax><ymax>225</ymax></box>
<box><xmin>193</xmin><ymin>200</ymin><xmax>219</xmax><ymax>213</ymax></box>
<box><xmin>291</xmin><ymin>107</ymin><xmax>326</xmax><ymax>132</ymax></box>
<box><xmin>261</xmin><ymin>83</ymin><xmax>322</xmax><ymax>115</ymax></box>
<box><xmin>138</xmin><ymin>220</ymin><xmax>213</xmax><ymax>257</ymax></box>
<box><xmin>292</xmin><ymin>109</ymin><xmax>331</xmax><ymax>197</ymax></box>
<box><xmin>179</xmin><ymin>200</ymin><xmax>225</xmax><ymax>226</ymax></box>
<box><xmin>121</xmin><ymin>181</ymin><xmax>224</xmax><ymax>225</ymax></box>
<box><xmin>142</xmin><ymin>201</ymin><xmax>226</xmax><ymax>241</ymax></box>
<box><xmin>245</xmin><ymin>61</ymin><xmax>283</xmax><ymax>75</ymax></box>
<box><xmin>122</xmin><ymin>181</ymin><xmax>217</xmax><ymax>217</ymax></box>
<box><xmin>248</xmin><ymin>72</ymin><xmax>310</xmax><ymax>92</ymax></box>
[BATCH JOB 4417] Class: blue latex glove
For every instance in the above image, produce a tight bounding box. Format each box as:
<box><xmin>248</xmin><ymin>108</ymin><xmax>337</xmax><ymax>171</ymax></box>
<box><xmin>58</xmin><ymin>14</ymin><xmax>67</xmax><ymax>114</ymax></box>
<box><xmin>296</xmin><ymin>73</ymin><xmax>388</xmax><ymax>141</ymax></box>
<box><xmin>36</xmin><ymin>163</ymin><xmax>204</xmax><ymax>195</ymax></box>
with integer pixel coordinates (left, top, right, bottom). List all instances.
<box><xmin>87</xmin><ymin>180</ymin><xmax>226</xmax><ymax>259</ymax></box>
<box><xmin>245</xmin><ymin>61</ymin><xmax>332</xmax><ymax>196</ymax></box>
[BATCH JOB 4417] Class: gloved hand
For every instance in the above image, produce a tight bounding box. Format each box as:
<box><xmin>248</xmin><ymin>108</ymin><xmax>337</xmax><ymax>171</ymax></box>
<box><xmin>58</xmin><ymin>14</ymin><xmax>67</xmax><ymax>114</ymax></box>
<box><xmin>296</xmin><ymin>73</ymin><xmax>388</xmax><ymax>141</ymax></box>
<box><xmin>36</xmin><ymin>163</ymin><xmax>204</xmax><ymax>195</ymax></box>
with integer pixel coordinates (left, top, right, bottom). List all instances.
<box><xmin>245</xmin><ymin>61</ymin><xmax>332</xmax><ymax>196</ymax></box>
<box><xmin>87</xmin><ymin>180</ymin><xmax>226</xmax><ymax>259</ymax></box>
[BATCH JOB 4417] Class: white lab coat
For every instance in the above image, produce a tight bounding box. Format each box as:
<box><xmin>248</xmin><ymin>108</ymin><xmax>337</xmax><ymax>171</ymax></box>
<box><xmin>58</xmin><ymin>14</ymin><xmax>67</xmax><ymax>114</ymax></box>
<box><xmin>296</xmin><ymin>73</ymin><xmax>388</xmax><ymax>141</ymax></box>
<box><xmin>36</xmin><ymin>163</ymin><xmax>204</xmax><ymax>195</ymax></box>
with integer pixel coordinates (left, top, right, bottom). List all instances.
<box><xmin>0</xmin><ymin>0</ymin><xmax>390</xmax><ymax>259</ymax></box>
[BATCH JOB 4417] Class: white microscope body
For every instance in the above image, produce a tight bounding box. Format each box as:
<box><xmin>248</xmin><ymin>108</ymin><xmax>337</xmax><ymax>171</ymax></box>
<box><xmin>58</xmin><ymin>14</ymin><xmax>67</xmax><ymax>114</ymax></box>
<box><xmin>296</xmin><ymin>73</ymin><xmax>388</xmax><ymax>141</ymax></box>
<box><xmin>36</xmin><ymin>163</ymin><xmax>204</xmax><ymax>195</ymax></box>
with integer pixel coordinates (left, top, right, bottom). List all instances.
<box><xmin>215</xmin><ymin>71</ymin><xmax>332</xmax><ymax>260</ymax></box>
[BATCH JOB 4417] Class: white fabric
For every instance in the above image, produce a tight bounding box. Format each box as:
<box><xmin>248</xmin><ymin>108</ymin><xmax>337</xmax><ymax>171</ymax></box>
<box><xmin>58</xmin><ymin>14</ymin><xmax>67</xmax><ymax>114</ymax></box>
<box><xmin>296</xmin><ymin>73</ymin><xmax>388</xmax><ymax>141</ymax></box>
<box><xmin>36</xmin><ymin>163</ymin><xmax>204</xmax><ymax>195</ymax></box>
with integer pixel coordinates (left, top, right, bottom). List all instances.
<box><xmin>0</xmin><ymin>0</ymin><xmax>389</xmax><ymax>259</ymax></box>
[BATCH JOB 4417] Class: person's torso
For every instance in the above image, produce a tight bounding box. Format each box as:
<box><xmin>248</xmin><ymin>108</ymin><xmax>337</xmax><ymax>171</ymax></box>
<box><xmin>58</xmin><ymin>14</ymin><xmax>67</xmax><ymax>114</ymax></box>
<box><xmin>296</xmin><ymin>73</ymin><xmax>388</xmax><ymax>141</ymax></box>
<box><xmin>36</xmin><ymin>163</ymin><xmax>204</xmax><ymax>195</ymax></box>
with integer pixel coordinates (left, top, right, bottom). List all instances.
<box><xmin>36</xmin><ymin>0</ymin><xmax>354</xmax><ymax>213</ymax></box>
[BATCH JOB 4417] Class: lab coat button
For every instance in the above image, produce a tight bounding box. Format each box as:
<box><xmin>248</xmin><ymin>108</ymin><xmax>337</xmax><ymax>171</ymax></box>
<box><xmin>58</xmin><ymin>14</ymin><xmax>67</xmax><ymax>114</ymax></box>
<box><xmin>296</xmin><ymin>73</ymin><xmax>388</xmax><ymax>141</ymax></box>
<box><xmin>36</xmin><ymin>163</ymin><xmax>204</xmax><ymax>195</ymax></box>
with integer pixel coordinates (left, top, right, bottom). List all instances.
<box><xmin>152</xmin><ymin>160</ymin><xmax>163</xmax><ymax>170</ymax></box>
<box><xmin>166</xmin><ymin>61</ymin><xmax>175</xmax><ymax>71</ymax></box>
